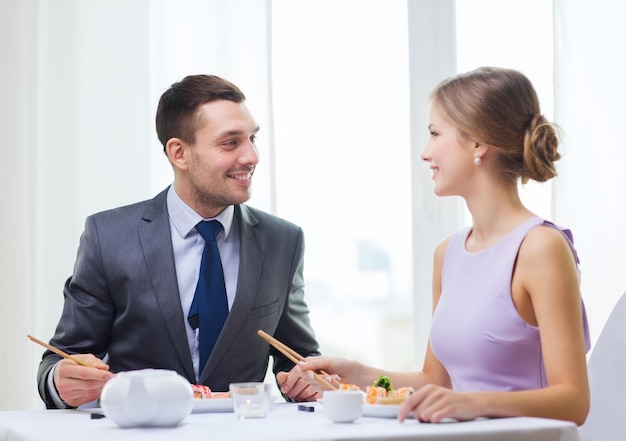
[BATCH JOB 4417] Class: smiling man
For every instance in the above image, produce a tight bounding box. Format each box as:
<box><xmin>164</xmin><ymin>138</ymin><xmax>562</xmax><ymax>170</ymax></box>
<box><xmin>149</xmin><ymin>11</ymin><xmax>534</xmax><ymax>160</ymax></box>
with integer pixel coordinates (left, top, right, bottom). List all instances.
<box><xmin>36</xmin><ymin>74</ymin><xmax>321</xmax><ymax>409</ymax></box>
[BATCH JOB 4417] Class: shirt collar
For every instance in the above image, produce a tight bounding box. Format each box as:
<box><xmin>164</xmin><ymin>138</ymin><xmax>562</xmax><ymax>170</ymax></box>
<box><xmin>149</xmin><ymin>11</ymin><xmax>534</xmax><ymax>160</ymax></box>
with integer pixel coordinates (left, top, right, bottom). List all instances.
<box><xmin>167</xmin><ymin>185</ymin><xmax>234</xmax><ymax>240</ymax></box>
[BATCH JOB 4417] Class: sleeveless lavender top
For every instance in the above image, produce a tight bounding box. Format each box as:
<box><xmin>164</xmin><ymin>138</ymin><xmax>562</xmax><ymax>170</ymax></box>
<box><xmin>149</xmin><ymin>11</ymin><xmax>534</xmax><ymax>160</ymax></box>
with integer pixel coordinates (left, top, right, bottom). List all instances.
<box><xmin>429</xmin><ymin>216</ymin><xmax>590</xmax><ymax>392</ymax></box>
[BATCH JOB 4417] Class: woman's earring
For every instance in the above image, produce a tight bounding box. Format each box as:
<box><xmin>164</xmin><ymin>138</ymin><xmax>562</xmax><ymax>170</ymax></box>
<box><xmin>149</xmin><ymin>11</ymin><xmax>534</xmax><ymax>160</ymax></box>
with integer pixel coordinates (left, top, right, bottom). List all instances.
<box><xmin>473</xmin><ymin>156</ymin><xmax>482</xmax><ymax>166</ymax></box>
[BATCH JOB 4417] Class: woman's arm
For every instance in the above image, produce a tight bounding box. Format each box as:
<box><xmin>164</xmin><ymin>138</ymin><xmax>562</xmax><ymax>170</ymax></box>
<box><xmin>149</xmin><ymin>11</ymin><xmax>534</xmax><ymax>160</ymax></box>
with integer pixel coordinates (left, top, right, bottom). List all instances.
<box><xmin>420</xmin><ymin>237</ymin><xmax>452</xmax><ymax>389</ymax></box>
<box><xmin>499</xmin><ymin>225</ymin><xmax>590</xmax><ymax>424</ymax></box>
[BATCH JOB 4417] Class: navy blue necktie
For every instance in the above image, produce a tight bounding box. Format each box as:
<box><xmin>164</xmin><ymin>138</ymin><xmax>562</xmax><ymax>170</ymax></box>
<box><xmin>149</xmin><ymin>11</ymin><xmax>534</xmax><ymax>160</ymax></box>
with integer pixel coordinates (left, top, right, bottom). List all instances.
<box><xmin>188</xmin><ymin>220</ymin><xmax>229</xmax><ymax>371</ymax></box>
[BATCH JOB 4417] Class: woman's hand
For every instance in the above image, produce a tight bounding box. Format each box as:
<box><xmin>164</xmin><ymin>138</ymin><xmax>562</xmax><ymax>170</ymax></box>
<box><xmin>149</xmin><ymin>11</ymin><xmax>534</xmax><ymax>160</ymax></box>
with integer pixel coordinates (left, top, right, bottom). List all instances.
<box><xmin>277</xmin><ymin>355</ymin><xmax>355</xmax><ymax>399</ymax></box>
<box><xmin>299</xmin><ymin>356</ymin><xmax>354</xmax><ymax>388</ymax></box>
<box><xmin>398</xmin><ymin>384</ymin><xmax>477</xmax><ymax>423</ymax></box>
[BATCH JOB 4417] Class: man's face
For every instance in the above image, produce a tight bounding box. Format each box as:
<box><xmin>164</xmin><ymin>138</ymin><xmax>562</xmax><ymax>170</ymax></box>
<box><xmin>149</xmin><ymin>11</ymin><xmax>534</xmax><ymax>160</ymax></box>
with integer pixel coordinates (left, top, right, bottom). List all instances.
<box><xmin>182</xmin><ymin>100</ymin><xmax>260</xmax><ymax>218</ymax></box>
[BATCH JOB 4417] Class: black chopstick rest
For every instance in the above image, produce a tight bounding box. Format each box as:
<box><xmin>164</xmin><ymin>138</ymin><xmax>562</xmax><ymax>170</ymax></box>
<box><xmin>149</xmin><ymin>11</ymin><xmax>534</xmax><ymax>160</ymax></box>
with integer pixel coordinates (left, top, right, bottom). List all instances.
<box><xmin>298</xmin><ymin>405</ymin><xmax>315</xmax><ymax>412</ymax></box>
<box><xmin>90</xmin><ymin>413</ymin><xmax>106</xmax><ymax>419</ymax></box>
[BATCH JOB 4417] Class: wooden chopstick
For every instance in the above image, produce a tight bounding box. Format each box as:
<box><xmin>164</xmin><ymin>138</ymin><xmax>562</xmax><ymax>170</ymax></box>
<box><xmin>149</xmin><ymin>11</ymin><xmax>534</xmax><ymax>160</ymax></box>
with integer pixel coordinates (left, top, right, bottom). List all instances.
<box><xmin>27</xmin><ymin>334</ymin><xmax>96</xmax><ymax>368</ymax></box>
<box><xmin>256</xmin><ymin>330</ymin><xmax>339</xmax><ymax>390</ymax></box>
<box><xmin>257</xmin><ymin>330</ymin><xmax>341</xmax><ymax>386</ymax></box>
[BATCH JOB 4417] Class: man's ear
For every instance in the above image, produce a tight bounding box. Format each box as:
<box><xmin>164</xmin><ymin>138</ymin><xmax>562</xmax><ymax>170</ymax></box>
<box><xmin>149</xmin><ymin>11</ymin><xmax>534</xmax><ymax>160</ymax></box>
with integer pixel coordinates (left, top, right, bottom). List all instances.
<box><xmin>166</xmin><ymin>138</ymin><xmax>188</xmax><ymax>170</ymax></box>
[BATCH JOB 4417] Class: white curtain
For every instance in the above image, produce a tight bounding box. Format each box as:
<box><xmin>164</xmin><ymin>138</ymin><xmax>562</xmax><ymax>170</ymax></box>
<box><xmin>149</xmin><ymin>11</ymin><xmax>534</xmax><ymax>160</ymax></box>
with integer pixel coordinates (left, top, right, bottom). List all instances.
<box><xmin>0</xmin><ymin>0</ymin><xmax>272</xmax><ymax>410</ymax></box>
<box><xmin>553</xmin><ymin>0</ymin><xmax>626</xmax><ymax>345</ymax></box>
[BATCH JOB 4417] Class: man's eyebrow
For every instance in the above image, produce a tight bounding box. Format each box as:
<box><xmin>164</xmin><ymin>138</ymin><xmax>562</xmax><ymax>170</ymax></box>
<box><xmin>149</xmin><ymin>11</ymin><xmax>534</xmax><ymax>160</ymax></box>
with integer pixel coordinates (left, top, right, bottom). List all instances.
<box><xmin>217</xmin><ymin>126</ymin><xmax>261</xmax><ymax>138</ymax></box>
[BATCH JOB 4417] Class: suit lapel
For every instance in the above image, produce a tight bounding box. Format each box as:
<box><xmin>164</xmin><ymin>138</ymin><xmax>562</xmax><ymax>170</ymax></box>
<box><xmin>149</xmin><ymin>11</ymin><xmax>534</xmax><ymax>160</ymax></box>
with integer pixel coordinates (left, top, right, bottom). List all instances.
<box><xmin>138</xmin><ymin>189</ymin><xmax>195</xmax><ymax>381</ymax></box>
<box><xmin>200</xmin><ymin>205</ymin><xmax>264</xmax><ymax>379</ymax></box>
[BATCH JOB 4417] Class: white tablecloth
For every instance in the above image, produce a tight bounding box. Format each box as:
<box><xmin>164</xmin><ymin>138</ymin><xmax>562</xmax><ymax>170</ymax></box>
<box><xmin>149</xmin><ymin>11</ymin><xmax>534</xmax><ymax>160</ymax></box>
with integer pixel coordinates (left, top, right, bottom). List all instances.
<box><xmin>0</xmin><ymin>402</ymin><xmax>580</xmax><ymax>441</ymax></box>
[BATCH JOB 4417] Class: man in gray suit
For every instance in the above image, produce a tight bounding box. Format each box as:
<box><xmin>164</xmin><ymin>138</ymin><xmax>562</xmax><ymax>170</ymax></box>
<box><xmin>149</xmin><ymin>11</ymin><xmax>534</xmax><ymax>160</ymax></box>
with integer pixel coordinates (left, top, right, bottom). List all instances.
<box><xmin>36</xmin><ymin>74</ymin><xmax>321</xmax><ymax>409</ymax></box>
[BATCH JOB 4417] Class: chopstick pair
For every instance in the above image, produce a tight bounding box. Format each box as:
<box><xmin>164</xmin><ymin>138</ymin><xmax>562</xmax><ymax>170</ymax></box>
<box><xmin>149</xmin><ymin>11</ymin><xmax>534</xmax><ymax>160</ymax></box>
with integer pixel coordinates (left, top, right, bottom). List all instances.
<box><xmin>256</xmin><ymin>329</ymin><xmax>341</xmax><ymax>390</ymax></box>
<box><xmin>29</xmin><ymin>330</ymin><xmax>340</xmax><ymax>390</ymax></box>
<box><xmin>27</xmin><ymin>334</ymin><xmax>96</xmax><ymax>368</ymax></box>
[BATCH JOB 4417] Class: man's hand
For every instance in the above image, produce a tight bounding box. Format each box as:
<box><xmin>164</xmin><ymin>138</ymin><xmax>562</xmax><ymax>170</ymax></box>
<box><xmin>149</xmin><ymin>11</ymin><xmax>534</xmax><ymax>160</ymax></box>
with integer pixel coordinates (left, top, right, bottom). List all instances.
<box><xmin>276</xmin><ymin>364</ymin><xmax>322</xmax><ymax>402</ymax></box>
<box><xmin>53</xmin><ymin>354</ymin><xmax>115</xmax><ymax>407</ymax></box>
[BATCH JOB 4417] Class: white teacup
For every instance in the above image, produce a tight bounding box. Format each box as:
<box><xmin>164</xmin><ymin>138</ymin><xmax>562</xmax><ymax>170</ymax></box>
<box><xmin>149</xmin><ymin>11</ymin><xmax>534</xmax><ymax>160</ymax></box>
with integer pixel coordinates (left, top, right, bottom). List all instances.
<box><xmin>322</xmin><ymin>390</ymin><xmax>363</xmax><ymax>423</ymax></box>
<box><xmin>100</xmin><ymin>368</ymin><xmax>193</xmax><ymax>428</ymax></box>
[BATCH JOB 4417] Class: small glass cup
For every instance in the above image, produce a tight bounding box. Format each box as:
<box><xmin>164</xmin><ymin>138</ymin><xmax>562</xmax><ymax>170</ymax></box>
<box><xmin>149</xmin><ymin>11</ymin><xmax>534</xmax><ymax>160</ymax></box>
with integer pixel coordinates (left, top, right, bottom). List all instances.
<box><xmin>229</xmin><ymin>382</ymin><xmax>272</xmax><ymax>419</ymax></box>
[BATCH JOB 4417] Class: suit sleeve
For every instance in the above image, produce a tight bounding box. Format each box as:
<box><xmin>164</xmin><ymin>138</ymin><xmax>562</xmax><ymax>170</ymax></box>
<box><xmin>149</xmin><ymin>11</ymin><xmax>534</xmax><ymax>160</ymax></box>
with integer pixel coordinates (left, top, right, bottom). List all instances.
<box><xmin>271</xmin><ymin>227</ymin><xmax>321</xmax><ymax>374</ymax></box>
<box><xmin>36</xmin><ymin>215</ymin><xmax>115</xmax><ymax>407</ymax></box>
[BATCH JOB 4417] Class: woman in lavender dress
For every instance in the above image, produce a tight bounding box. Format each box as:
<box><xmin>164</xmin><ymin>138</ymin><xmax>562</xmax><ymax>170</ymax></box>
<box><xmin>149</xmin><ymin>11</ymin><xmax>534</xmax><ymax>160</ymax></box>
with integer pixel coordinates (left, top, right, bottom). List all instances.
<box><xmin>287</xmin><ymin>67</ymin><xmax>590</xmax><ymax>426</ymax></box>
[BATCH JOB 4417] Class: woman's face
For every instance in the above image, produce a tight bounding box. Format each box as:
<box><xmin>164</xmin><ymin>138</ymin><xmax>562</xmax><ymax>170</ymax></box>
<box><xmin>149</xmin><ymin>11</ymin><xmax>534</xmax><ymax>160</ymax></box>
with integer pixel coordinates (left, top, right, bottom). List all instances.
<box><xmin>421</xmin><ymin>102</ymin><xmax>477</xmax><ymax>197</ymax></box>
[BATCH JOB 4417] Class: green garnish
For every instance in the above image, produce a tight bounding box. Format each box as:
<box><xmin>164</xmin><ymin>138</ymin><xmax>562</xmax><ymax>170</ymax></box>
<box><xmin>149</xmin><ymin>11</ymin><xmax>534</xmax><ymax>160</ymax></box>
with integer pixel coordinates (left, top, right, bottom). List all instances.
<box><xmin>372</xmin><ymin>375</ymin><xmax>394</xmax><ymax>392</ymax></box>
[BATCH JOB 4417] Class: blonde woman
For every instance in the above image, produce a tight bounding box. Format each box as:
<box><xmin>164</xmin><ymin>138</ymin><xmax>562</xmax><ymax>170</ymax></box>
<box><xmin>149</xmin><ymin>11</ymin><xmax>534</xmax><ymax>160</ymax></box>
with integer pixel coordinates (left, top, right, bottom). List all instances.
<box><xmin>288</xmin><ymin>67</ymin><xmax>590</xmax><ymax>425</ymax></box>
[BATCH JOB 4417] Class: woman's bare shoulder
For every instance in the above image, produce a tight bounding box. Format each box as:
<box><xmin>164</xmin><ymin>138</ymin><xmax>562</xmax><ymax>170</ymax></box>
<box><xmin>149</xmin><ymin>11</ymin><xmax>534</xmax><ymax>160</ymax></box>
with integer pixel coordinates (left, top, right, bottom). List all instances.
<box><xmin>520</xmin><ymin>224</ymin><xmax>573</xmax><ymax>260</ymax></box>
<box><xmin>433</xmin><ymin>235</ymin><xmax>453</xmax><ymax>263</ymax></box>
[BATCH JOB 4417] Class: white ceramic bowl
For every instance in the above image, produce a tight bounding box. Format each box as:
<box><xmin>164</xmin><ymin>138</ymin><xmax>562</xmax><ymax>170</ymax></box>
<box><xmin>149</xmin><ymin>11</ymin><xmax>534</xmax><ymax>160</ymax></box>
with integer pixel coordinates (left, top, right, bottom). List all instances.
<box><xmin>321</xmin><ymin>390</ymin><xmax>363</xmax><ymax>423</ymax></box>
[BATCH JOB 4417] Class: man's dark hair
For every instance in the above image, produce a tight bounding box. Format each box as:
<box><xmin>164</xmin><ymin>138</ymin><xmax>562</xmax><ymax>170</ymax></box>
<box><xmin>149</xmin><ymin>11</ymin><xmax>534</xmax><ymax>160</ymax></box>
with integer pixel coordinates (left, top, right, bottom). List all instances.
<box><xmin>155</xmin><ymin>74</ymin><xmax>246</xmax><ymax>152</ymax></box>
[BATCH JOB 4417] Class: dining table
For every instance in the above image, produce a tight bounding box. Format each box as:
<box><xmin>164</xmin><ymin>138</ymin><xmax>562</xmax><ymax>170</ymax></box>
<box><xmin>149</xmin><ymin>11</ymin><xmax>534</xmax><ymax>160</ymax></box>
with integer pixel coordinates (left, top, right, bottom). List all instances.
<box><xmin>0</xmin><ymin>401</ymin><xmax>580</xmax><ymax>441</ymax></box>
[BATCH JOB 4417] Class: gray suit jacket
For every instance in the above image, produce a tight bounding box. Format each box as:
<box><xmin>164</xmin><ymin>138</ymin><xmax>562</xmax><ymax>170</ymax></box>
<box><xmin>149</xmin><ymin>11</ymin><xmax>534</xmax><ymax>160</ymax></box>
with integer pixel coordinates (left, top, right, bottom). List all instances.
<box><xmin>37</xmin><ymin>188</ymin><xmax>320</xmax><ymax>408</ymax></box>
